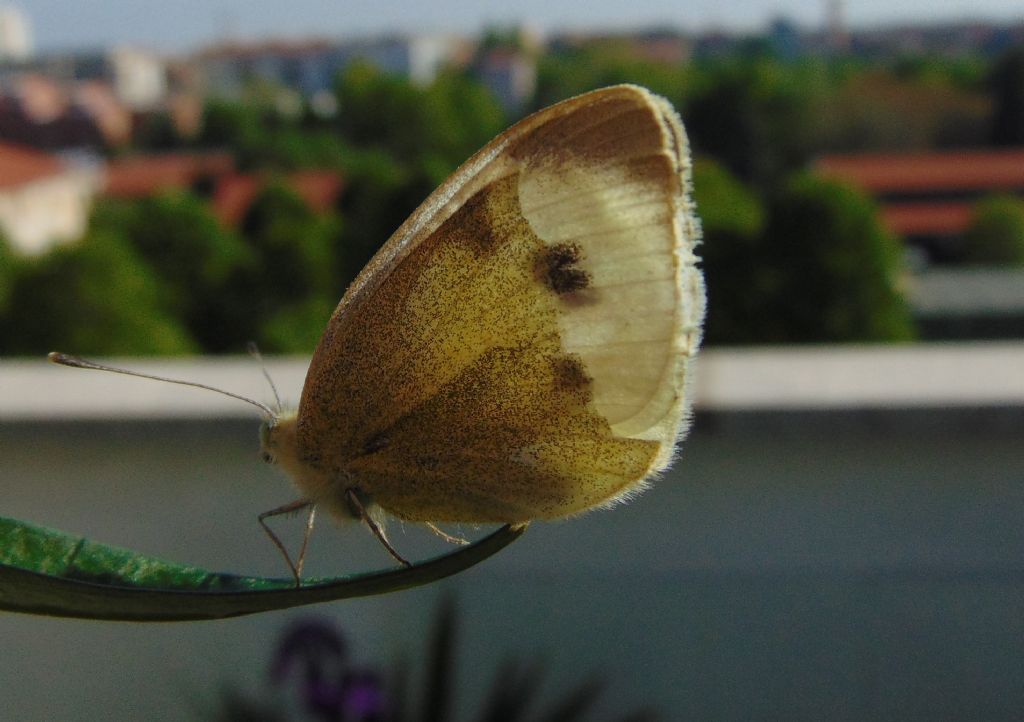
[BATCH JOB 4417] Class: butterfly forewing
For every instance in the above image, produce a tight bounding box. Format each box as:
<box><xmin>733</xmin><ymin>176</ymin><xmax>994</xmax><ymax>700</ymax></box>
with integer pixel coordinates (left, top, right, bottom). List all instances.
<box><xmin>296</xmin><ymin>85</ymin><xmax>703</xmax><ymax>523</ymax></box>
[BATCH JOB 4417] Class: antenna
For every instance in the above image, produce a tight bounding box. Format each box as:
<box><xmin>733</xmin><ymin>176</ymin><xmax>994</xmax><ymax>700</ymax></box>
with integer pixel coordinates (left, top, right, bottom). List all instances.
<box><xmin>246</xmin><ymin>341</ymin><xmax>282</xmax><ymax>412</ymax></box>
<box><xmin>48</xmin><ymin>352</ymin><xmax>275</xmax><ymax>417</ymax></box>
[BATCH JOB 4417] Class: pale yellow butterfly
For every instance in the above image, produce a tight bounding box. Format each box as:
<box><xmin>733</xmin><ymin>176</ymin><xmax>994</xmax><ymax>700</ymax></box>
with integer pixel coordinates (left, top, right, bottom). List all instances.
<box><xmin>53</xmin><ymin>84</ymin><xmax>705</xmax><ymax>582</ymax></box>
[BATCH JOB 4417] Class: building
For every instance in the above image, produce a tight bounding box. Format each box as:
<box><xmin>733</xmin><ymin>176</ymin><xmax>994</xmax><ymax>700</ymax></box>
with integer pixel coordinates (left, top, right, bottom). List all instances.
<box><xmin>4</xmin><ymin>47</ymin><xmax>170</xmax><ymax>109</ymax></box>
<box><xmin>815</xmin><ymin>148</ymin><xmax>1024</xmax><ymax>262</ymax></box>
<box><xmin>197</xmin><ymin>35</ymin><xmax>468</xmax><ymax>100</ymax></box>
<box><xmin>817</xmin><ymin>148</ymin><xmax>1024</xmax><ymax>339</ymax></box>
<box><xmin>473</xmin><ymin>48</ymin><xmax>535</xmax><ymax>114</ymax></box>
<box><xmin>0</xmin><ymin>141</ymin><xmax>100</xmax><ymax>254</ymax></box>
<box><xmin>106</xmin><ymin>46</ymin><xmax>168</xmax><ymax>111</ymax></box>
<box><xmin>0</xmin><ymin>73</ymin><xmax>133</xmax><ymax>149</ymax></box>
<box><xmin>0</xmin><ymin>4</ymin><xmax>31</xmax><ymax>62</ymax></box>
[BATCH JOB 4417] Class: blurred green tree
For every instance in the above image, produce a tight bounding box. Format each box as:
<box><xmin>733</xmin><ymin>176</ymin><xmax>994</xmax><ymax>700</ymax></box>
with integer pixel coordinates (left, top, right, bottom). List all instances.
<box><xmin>331</xmin><ymin>64</ymin><xmax>507</xmax><ymax>291</ymax></box>
<box><xmin>335</xmin><ymin>63</ymin><xmax>505</xmax><ymax>175</ymax></box>
<box><xmin>239</xmin><ymin>181</ymin><xmax>342</xmax><ymax>352</ymax></box>
<box><xmin>94</xmin><ymin>193</ymin><xmax>255</xmax><ymax>352</ymax></box>
<box><xmin>690</xmin><ymin>158</ymin><xmax>766</xmax><ymax>344</ymax></box>
<box><xmin>962</xmin><ymin>195</ymin><xmax>1024</xmax><ymax>265</ymax></box>
<box><xmin>0</xmin><ymin>230</ymin><xmax>195</xmax><ymax>356</ymax></box>
<box><xmin>334</xmin><ymin>148</ymin><xmax>427</xmax><ymax>292</ymax></box>
<box><xmin>198</xmin><ymin>99</ymin><xmax>269</xmax><ymax>166</ymax></box>
<box><xmin>0</xmin><ymin>233</ymin><xmax>14</xmax><ymax>315</ymax></box>
<box><xmin>755</xmin><ymin>174</ymin><xmax>915</xmax><ymax>342</ymax></box>
<box><xmin>198</xmin><ymin>96</ymin><xmax>357</xmax><ymax>171</ymax></box>
<box><xmin>685</xmin><ymin>60</ymin><xmax>827</xmax><ymax>191</ymax></box>
<box><xmin>421</xmin><ymin>71</ymin><xmax>508</xmax><ymax>173</ymax></box>
<box><xmin>990</xmin><ymin>48</ymin><xmax>1024</xmax><ymax>146</ymax></box>
<box><xmin>533</xmin><ymin>42</ymin><xmax>690</xmax><ymax>110</ymax></box>
<box><xmin>820</xmin><ymin>70</ymin><xmax>991</xmax><ymax>151</ymax></box>
<box><xmin>133</xmin><ymin>111</ymin><xmax>184</xmax><ymax>151</ymax></box>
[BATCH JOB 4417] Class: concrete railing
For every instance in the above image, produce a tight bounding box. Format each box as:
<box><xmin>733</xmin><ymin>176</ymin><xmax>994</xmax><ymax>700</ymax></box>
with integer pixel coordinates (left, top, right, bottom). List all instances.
<box><xmin>2</xmin><ymin>341</ymin><xmax>1022</xmax><ymax>420</ymax></box>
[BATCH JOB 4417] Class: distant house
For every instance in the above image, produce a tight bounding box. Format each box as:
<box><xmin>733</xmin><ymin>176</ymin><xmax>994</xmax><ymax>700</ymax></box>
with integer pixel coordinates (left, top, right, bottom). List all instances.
<box><xmin>818</xmin><ymin>148</ymin><xmax>1024</xmax><ymax>339</ymax></box>
<box><xmin>473</xmin><ymin>48</ymin><xmax>536</xmax><ymax>114</ymax></box>
<box><xmin>0</xmin><ymin>73</ymin><xmax>132</xmax><ymax>149</ymax></box>
<box><xmin>0</xmin><ymin>141</ymin><xmax>100</xmax><ymax>254</ymax></box>
<box><xmin>816</xmin><ymin>148</ymin><xmax>1024</xmax><ymax>262</ymax></box>
<box><xmin>196</xmin><ymin>35</ymin><xmax>469</xmax><ymax>100</ymax></box>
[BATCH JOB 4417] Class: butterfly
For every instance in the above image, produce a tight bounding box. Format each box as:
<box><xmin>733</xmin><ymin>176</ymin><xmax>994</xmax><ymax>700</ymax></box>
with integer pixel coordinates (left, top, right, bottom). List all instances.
<box><xmin>52</xmin><ymin>84</ymin><xmax>704</xmax><ymax>584</ymax></box>
<box><xmin>259</xmin><ymin>84</ymin><xmax>705</xmax><ymax>577</ymax></box>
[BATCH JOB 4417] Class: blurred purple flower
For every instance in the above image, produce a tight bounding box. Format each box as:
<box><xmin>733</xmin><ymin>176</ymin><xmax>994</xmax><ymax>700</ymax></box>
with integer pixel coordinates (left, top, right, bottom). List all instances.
<box><xmin>271</xmin><ymin>617</ymin><xmax>390</xmax><ymax>722</ymax></box>
<box><xmin>342</xmin><ymin>671</ymin><xmax>388</xmax><ymax>721</ymax></box>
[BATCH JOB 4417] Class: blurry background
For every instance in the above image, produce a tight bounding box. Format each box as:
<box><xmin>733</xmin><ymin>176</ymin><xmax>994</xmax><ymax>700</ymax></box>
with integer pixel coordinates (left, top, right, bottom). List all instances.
<box><xmin>1</xmin><ymin>0</ymin><xmax>1023</xmax><ymax>719</ymax></box>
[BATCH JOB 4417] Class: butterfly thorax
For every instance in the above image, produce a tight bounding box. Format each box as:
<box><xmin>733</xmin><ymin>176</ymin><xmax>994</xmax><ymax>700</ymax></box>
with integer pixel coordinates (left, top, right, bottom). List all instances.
<box><xmin>260</xmin><ymin>412</ymin><xmax>355</xmax><ymax>519</ymax></box>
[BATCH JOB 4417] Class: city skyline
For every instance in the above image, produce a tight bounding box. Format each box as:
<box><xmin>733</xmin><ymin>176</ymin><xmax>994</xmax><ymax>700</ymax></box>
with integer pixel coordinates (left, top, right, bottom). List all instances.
<box><xmin>16</xmin><ymin>0</ymin><xmax>1024</xmax><ymax>54</ymax></box>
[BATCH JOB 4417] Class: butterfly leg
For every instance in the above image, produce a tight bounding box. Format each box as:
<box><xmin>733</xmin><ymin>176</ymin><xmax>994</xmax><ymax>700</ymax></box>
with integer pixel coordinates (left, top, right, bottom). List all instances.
<box><xmin>425</xmin><ymin>522</ymin><xmax>469</xmax><ymax>546</ymax></box>
<box><xmin>258</xmin><ymin>498</ymin><xmax>316</xmax><ymax>588</ymax></box>
<box><xmin>344</xmin><ymin>488</ymin><xmax>412</xmax><ymax>567</ymax></box>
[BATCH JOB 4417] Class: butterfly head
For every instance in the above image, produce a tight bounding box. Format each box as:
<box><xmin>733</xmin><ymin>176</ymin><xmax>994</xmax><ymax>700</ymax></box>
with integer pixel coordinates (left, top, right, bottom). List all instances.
<box><xmin>259</xmin><ymin>410</ymin><xmax>334</xmax><ymax>504</ymax></box>
<box><xmin>259</xmin><ymin>411</ymin><xmax>297</xmax><ymax>467</ymax></box>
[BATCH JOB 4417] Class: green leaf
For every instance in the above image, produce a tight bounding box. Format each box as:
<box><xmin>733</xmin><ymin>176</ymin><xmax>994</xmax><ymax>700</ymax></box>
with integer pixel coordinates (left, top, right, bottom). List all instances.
<box><xmin>0</xmin><ymin>516</ymin><xmax>526</xmax><ymax>622</ymax></box>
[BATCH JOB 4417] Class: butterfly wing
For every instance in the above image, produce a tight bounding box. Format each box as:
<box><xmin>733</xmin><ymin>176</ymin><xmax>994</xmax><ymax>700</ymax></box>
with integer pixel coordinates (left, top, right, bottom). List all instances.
<box><xmin>296</xmin><ymin>85</ymin><xmax>704</xmax><ymax>523</ymax></box>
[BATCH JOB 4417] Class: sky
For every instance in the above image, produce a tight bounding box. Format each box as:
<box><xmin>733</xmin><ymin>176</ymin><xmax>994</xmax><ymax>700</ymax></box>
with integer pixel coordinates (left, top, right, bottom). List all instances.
<box><xmin>14</xmin><ymin>0</ymin><xmax>1024</xmax><ymax>54</ymax></box>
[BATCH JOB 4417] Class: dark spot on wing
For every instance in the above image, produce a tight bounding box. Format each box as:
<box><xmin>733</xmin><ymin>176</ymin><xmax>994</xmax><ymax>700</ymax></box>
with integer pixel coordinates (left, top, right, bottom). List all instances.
<box><xmin>536</xmin><ymin>242</ymin><xmax>591</xmax><ymax>295</ymax></box>
<box><xmin>551</xmin><ymin>355</ymin><xmax>593</xmax><ymax>397</ymax></box>
<box><xmin>362</xmin><ymin>432</ymin><xmax>390</xmax><ymax>455</ymax></box>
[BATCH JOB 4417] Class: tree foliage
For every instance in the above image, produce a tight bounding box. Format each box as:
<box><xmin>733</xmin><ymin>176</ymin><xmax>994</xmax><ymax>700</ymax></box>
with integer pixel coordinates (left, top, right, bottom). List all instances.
<box><xmin>93</xmin><ymin>194</ymin><xmax>255</xmax><ymax>352</ymax></box>
<box><xmin>239</xmin><ymin>182</ymin><xmax>342</xmax><ymax>351</ymax></box>
<box><xmin>0</xmin><ymin>233</ymin><xmax>14</xmax><ymax>314</ymax></box>
<box><xmin>534</xmin><ymin>42</ymin><xmax>690</xmax><ymax>110</ymax></box>
<box><xmin>990</xmin><ymin>48</ymin><xmax>1024</xmax><ymax>146</ymax></box>
<box><xmin>685</xmin><ymin>59</ymin><xmax>828</xmax><ymax>190</ymax></box>
<box><xmin>755</xmin><ymin>174</ymin><xmax>915</xmax><ymax>342</ymax></box>
<box><xmin>15</xmin><ymin>49</ymin><xmax>1012</xmax><ymax>355</ymax></box>
<box><xmin>820</xmin><ymin>70</ymin><xmax>991</xmax><ymax>151</ymax></box>
<box><xmin>331</xmin><ymin>64</ymin><xmax>507</xmax><ymax>290</ymax></box>
<box><xmin>962</xmin><ymin>195</ymin><xmax>1024</xmax><ymax>265</ymax></box>
<box><xmin>335</xmin><ymin>63</ymin><xmax>506</xmax><ymax>176</ymax></box>
<box><xmin>692</xmin><ymin>162</ymin><xmax>915</xmax><ymax>344</ymax></box>
<box><xmin>0</xmin><ymin>230</ymin><xmax>195</xmax><ymax>356</ymax></box>
<box><xmin>691</xmin><ymin>159</ymin><xmax>766</xmax><ymax>344</ymax></box>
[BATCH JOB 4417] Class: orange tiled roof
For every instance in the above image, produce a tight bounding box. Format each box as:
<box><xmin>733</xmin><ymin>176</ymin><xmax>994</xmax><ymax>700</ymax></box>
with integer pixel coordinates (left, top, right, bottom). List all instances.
<box><xmin>105</xmin><ymin>152</ymin><xmax>235</xmax><ymax>197</ymax></box>
<box><xmin>288</xmin><ymin>170</ymin><xmax>343</xmax><ymax>213</ymax></box>
<box><xmin>881</xmin><ymin>202</ymin><xmax>974</xmax><ymax>236</ymax></box>
<box><xmin>102</xmin><ymin>152</ymin><xmax>342</xmax><ymax>226</ymax></box>
<box><xmin>0</xmin><ymin>142</ymin><xmax>64</xmax><ymax>189</ymax></box>
<box><xmin>816</xmin><ymin>148</ymin><xmax>1024</xmax><ymax>194</ymax></box>
<box><xmin>212</xmin><ymin>170</ymin><xmax>343</xmax><ymax>226</ymax></box>
<box><xmin>211</xmin><ymin>173</ymin><xmax>260</xmax><ymax>226</ymax></box>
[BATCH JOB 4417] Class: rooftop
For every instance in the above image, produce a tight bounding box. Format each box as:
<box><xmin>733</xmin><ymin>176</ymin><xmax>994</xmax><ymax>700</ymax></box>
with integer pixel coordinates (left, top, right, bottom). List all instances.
<box><xmin>212</xmin><ymin>170</ymin><xmax>343</xmax><ymax>226</ymax></box>
<box><xmin>102</xmin><ymin>152</ymin><xmax>343</xmax><ymax>226</ymax></box>
<box><xmin>816</xmin><ymin>148</ymin><xmax>1024</xmax><ymax>239</ymax></box>
<box><xmin>881</xmin><ymin>202</ymin><xmax>973</xmax><ymax>236</ymax></box>
<box><xmin>816</xmin><ymin>148</ymin><xmax>1024</xmax><ymax>195</ymax></box>
<box><xmin>104</xmin><ymin>152</ymin><xmax>234</xmax><ymax>197</ymax></box>
<box><xmin>0</xmin><ymin>141</ymin><xmax>63</xmax><ymax>189</ymax></box>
